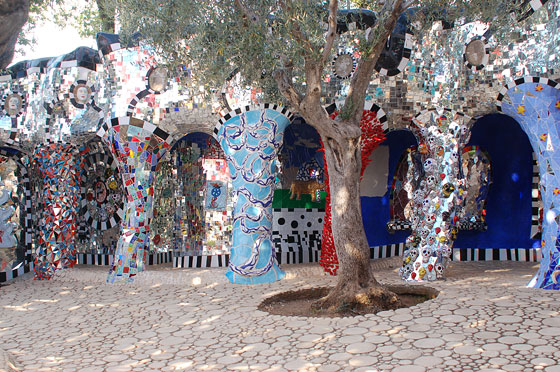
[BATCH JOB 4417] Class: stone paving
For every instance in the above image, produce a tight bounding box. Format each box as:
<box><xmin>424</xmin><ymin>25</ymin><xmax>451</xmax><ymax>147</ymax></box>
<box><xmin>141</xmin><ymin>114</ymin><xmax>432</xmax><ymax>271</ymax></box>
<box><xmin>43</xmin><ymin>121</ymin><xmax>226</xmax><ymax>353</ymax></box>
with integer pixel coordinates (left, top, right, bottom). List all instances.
<box><xmin>0</xmin><ymin>259</ymin><xmax>559</xmax><ymax>372</ymax></box>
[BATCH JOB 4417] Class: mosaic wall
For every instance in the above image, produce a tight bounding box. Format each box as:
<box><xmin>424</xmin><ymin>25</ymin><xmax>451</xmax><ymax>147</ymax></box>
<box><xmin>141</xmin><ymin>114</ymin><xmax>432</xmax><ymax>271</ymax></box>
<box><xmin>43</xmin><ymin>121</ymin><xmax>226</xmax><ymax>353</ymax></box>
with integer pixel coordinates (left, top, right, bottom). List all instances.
<box><xmin>152</xmin><ymin>133</ymin><xmax>233</xmax><ymax>258</ymax></box>
<box><xmin>32</xmin><ymin>143</ymin><xmax>80</xmax><ymax>280</ymax></box>
<box><xmin>77</xmin><ymin>140</ymin><xmax>124</xmax><ymax>254</ymax></box>
<box><xmin>0</xmin><ymin>156</ymin><xmax>21</xmax><ymax>273</ymax></box>
<box><xmin>0</xmin><ymin>2</ymin><xmax>558</xmax><ymax>286</ymax></box>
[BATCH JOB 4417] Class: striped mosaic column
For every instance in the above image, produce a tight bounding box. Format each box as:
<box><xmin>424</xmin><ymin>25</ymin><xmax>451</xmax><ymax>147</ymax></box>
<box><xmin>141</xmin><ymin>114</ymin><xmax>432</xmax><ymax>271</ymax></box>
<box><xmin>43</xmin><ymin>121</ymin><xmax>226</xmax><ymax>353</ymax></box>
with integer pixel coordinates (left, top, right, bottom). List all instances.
<box><xmin>214</xmin><ymin>105</ymin><xmax>293</xmax><ymax>284</ymax></box>
<box><xmin>97</xmin><ymin>117</ymin><xmax>172</xmax><ymax>283</ymax></box>
<box><xmin>498</xmin><ymin>77</ymin><xmax>560</xmax><ymax>290</ymax></box>
<box><xmin>32</xmin><ymin>143</ymin><xmax>80</xmax><ymax>280</ymax></box>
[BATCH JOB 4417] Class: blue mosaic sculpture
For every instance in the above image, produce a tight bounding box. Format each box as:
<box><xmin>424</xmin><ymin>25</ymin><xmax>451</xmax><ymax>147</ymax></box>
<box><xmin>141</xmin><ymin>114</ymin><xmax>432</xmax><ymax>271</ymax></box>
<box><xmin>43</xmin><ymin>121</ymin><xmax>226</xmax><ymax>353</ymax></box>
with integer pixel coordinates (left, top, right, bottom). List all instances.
<box><xmin>499</xmin><ymin>77</ymin><xmax>560</xmax><ymax>290</ymax></box>
<box><xmin>216</xmin><ymin>105</ymin><xmax>293</xmax><ymax>284</ymax></box>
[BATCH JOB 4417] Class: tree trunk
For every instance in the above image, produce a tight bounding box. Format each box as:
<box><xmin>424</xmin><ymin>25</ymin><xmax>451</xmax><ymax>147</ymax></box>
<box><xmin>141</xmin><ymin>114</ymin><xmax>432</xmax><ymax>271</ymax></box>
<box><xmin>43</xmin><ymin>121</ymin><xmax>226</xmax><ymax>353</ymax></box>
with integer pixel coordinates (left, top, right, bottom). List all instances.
<box><xmin>0</xmin><ymin>0</ymin><xmax>29</xmax><ymax>69</ymax></box>
<box><xmin>313</xmin><ymin>134</ymin><xmax>400</xmax><ymax>311</ymax></box>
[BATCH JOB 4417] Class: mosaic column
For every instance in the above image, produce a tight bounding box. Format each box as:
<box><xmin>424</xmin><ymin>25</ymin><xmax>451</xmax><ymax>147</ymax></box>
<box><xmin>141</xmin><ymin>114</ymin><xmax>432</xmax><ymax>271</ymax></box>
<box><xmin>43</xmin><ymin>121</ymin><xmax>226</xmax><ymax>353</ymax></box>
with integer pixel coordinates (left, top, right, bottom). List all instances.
<box><xmin>97</xmin><ymin>117</ymin><xmax>172</xmax><ymax>283</ymax></box>
<box><xmin>32</xmin><ymin>143</ymin><xmax>80</xmax><ymax>279</ymax></box>
<box><xmin>498</xmin><ymin>77</ymin><xmax>560</xmax><ymax>290</ymax></box>
<box><xmin>215</xmin><ymin>105</ymin><xmax>293</xmax><ymax>284</ymax></box>
<box><xmin>399</xmin><ymin>109</ymin><xmax>471</xmax><ymax>282</ymax></box>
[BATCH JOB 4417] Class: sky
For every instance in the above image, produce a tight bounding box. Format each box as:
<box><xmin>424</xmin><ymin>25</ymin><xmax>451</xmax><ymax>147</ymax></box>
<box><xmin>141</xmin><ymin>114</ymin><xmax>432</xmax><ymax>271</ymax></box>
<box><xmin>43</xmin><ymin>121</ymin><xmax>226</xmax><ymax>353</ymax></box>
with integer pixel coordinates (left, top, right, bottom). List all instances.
<box><xmin>12</xmin><ymin>15</ymin><xmax>96</xmax><ymax>65</ymax></box>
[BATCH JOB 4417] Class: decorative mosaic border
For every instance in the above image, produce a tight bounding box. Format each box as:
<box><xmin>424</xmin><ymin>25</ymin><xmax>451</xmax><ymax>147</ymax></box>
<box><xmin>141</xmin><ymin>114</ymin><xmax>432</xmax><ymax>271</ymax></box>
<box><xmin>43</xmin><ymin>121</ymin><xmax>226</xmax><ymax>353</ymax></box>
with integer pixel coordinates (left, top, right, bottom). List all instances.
<box><xmin>97</xmin><ymin>116</ymin><xmax>174</xmax><ymax>149</ymax></box>
<box><xmin>213</xmin><ymin>104</ymin><xmax>295</xmax><ymax>138</ymax></box>
<box><xmin>77</xmin><ymin>251</ymin><xmax>173</xmax><ymax>266</ymax></box>
<box><xmin>68</xmin><ymin>80</ymin><xmax>95</xmax><ymax>109</ymax></box>
<box><xmin>463</xmin><ymin>35</ymin><xmax>490</xmax><ymax>71</ymax></box>
<box><xmin>375</xmin><ymin>32</ymin><xmax>413</xmax><ymax>77</ymax></box>
<box><xmin>331</xmin><ymin>52</ymin><xmax>357</xmax><ymax>80</ymax></box>
<box><xmin>174</xmin><ymin>254</ymin><xmax>230</xmax><ymax>268</ymax></box>
<box><xmin>496</xmin><ymin>76</ymin><xmax>559</xmax><ymax>111</ymax></box>
<box><xmin>531</xmin><ymin>152</ymin><xmax>542</xmax><ymax>240</ymax></box>
<box><xmin>453</xmin><ymin>248</ymin><xmax>542</xmax><ymax>262</ymax></box>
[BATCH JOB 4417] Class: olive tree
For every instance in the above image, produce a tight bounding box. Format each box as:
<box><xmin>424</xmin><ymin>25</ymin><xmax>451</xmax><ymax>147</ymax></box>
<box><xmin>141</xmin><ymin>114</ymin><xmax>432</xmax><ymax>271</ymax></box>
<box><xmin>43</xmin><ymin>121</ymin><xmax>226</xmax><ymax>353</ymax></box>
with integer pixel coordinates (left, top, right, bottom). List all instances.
<box><xmin>114</xmin><ymin>0</ymin><xmax>520</xmax><ymax>310</ymax></box>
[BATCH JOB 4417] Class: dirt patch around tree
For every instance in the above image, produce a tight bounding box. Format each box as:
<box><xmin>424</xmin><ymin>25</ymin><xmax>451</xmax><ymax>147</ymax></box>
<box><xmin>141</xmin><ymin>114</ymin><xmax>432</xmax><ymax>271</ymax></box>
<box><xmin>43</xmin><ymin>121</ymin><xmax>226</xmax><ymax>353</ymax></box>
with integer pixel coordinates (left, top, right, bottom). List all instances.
<box><xmin>258</xmin><ymin>285</ymin><xmax>439</xmax><ymax>318</ymax></box>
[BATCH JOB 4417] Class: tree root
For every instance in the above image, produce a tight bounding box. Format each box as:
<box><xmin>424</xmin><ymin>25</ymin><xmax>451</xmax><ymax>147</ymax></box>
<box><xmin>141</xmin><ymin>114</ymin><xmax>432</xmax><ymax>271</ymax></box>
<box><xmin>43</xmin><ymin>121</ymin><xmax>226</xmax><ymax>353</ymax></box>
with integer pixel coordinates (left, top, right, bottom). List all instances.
<box><xmin>311</xmin><ymin>283</ymin><xmax>401</xmax><ymax>314</ymax></box>
<box><xmin>311</xmin><ymin>283</ymin><xmax>439</xmax><ymax>315</ymax></box>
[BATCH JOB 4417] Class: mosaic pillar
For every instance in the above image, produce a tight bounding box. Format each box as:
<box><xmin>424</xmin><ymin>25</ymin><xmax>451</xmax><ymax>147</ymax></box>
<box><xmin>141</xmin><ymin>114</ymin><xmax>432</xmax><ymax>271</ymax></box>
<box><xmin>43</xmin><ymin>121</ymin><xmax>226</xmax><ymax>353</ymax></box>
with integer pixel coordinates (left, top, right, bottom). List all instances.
<box><xmin>32</xmin><ymin>143</ymin><xmax>80</xmax><ymax>280</ymax></box>
<box><xmin>97</xmin><ymin>117</ymin><xmax>172</xmax><ymax>283</ymax></box>
<box><xmin>498</xmin><ymin>78</ymin><xmax>560</xmax><ymax>290</ymax></box>
<box><xmin>215</xmin><ymin>105</ymin><xmax>293</xmax><ymax>284</ymax></box>
<box><xmin>399</xmin><ymin>109</ymin><xmax>471</xmax><ymax>282</ymax></box>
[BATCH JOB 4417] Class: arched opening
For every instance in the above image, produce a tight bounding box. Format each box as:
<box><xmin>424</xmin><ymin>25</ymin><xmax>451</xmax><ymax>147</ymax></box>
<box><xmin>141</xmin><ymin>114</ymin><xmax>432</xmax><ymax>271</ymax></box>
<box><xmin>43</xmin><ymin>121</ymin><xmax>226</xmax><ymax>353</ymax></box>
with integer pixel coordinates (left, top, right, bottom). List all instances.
<box><xmin>362</xmin><ymin>129</ymin><xmax>417</xmax><ymax>257</ymax></box>
<box><xmin>159</xmin><ymin>132</ymin><xmax>234</xmax><ymax>267</ymax></box>
<box><xmin>454</xmin><ymin>113</ymin><xmax>539</xmax><ymax>258</ymax></box>
<box><xmin>76</xmin><ymin>139</ymin><xmax>124</xmax><ymax>262</ymax></box>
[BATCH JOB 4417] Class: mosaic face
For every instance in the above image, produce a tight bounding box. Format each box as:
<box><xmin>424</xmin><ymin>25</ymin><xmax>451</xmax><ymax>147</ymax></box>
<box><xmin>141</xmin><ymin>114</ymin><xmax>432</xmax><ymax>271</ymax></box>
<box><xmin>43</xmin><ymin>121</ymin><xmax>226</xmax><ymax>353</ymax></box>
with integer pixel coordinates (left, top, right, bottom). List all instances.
<box><xmin>74</xmin><ymin>85</ymin><xmax>91</xmax><ymax>104</ymax></box>
<box><xmin>4</xmin><ymin>94</ymin><xmax>22</xmax><ymax>116</ymax></box>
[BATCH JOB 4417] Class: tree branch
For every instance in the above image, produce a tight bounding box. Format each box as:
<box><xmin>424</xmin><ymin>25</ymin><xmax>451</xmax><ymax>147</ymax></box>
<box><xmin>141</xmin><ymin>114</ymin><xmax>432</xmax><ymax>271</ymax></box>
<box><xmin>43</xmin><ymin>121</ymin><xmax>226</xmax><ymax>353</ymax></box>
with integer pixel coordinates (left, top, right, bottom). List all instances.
<box><xmin>272</xmin><ymin>68</ymin><xmax>303</xmax><ymax>109</ymax></box>
<box><xmin>233</xmin><ymin>0</ymin><xmax>260</xmax><ymax>23</ymax></box>
<box><xmin>320</xmin><ymin>0</ymin><xmax>339</xmax><ymax>66</ymax></box>
<box><xmin>343</xmin><ymin>0</ymin><xmax>407</xmax><ymax>124</ymax></box>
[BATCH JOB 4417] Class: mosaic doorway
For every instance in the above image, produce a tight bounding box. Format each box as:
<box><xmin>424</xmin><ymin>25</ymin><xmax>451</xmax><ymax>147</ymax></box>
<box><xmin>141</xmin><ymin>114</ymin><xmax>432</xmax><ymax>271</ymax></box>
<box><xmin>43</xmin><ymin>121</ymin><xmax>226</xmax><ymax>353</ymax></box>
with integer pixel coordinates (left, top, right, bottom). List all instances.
<box><xmin>153</xmin><ymin>133</ymin><xmax>234</xmax><ymax>265</ymax></box>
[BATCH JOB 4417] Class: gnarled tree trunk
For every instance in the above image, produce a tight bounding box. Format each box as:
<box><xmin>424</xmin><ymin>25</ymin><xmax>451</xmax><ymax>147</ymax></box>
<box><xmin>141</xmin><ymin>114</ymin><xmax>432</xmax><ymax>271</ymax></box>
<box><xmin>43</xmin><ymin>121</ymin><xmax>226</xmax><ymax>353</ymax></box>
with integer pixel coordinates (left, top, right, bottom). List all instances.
<box><xmin>313</xmin><ymin>133</ymin><xmax>400</xmax><ymax>311</ymax></box>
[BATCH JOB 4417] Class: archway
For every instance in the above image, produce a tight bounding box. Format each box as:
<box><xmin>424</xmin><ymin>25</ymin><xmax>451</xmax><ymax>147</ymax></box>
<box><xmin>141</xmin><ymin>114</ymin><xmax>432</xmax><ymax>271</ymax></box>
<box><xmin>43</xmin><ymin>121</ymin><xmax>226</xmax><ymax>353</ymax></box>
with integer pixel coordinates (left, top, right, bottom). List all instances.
<box><xmin>497</xmin><ymin>77</ymin><xmax>560</xmax><ymax>290</ymax></box>
<box><xmin>453</xmin><ymin>113</ymin><xmax>539</xmax><ymax>260</ymax></box>
<box><xmin>363</xmin><ymin>129</ymin><xmax>417</xmax><ymax>256</ymax></box>
<box><xmin>273</xmin><ymin>119</ymin><xmax>325</xmax><ymax>265</ymax></box>
<box><xmin>157</xmin><ymin>132</ymin><xmax>234</xmax><ymax>268</ymax></box>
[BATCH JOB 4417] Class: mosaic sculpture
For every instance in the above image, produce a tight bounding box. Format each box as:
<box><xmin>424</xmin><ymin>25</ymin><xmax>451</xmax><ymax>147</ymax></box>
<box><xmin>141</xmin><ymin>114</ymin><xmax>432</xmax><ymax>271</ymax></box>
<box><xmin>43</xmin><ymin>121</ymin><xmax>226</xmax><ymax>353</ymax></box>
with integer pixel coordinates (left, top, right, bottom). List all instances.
<box><xmin>215</xmin><ymin>105</ymin><xmax>293</xmax><ymax>284</ymax></box>
<box><xmin>97</xmin><ymin>117</ymin><xmax>172</xmax><ymax>282</ymax></box>
<box><xmin>319</xmin><ymin>106</ymin><xmax>387</xmax><ymax>276</ymax></box>
<box><xmin>399</xmin><ymin>109</ymin><xmax>472</xmax><ymax>281</ymax></box>
<box><xmin>498</xmin><ymin>77</ymin><xmax>560</xmax><ymax>290</ymax></box>
<box><xmin>32</xmin><ymin>143</ymin><xmax>80</xmax><ymax>279</ymax></box>
<box><xmin>0</xmin><ymin>163</ymin><xmax>17</xmax><ymax>272</ymax></box>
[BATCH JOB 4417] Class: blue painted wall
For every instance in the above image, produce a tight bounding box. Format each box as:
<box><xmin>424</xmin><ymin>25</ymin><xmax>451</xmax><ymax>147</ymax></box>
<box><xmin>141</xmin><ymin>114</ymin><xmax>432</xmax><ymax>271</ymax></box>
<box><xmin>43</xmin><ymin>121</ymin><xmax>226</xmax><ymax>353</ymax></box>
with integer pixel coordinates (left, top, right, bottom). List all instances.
<box><xmin>455</xmin><ymin>114</ymin><xmax>539</xmax><ymax>249</ymax></box>
<box><xmin>361</xmin><ymin>130</ymin><xmax>417</xmax><ymax>246</ymax></box>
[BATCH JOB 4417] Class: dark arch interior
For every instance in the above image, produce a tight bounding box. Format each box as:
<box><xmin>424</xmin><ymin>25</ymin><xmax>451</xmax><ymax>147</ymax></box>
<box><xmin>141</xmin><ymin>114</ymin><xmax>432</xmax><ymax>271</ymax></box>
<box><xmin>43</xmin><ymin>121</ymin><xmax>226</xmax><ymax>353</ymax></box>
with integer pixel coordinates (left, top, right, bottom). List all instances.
<box><xmin>454</xmin><ymin>113</ymin><xmax>539</xmax><ymax>249</ymax></box>
<box><xmin>361</xmin><ymin>130</ymin><xmax>417</xmax><ymax>247</ymax></box>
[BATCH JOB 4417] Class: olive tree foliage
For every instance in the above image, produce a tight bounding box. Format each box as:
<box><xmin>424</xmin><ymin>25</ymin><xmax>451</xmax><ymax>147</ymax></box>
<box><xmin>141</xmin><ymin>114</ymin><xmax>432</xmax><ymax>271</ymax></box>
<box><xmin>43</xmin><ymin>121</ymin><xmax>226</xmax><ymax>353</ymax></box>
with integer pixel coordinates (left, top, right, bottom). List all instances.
<box><xmin>114</xmin><ymin>0</ymin><xmax>520</xmax><ymax>309</ymax></box>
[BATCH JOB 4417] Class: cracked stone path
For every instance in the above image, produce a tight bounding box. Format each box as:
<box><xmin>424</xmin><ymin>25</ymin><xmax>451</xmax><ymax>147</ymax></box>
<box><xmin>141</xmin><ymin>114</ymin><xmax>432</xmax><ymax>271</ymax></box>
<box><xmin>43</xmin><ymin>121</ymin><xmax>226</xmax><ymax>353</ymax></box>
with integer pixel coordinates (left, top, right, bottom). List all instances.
<box><xmin>0</xmin><ymin>259</ymin><xmax>559</xmax><ymax>371</ymax></box>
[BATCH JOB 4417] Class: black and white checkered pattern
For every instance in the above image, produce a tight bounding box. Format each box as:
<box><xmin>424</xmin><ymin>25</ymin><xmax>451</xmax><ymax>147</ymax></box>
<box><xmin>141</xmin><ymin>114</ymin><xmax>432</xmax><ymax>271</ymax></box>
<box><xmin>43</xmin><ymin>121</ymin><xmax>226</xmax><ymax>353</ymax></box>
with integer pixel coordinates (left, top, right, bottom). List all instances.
<box><xmin>213</xmin><ymin>103</ymin><xmax>295</xmax><ymax>139</ymax></box>
<box><xmin>463</xmin><ymin>35</ymin><xmax>490</xmax><ymax>71</ymax></box>
<box><xmin>174</xmin><ymin>254</ymin><xmax>229</xmax><ymax>268</ymax></box>
<box><xmin>375</xmin><ymin>32</ymin><xmax>413</xmax><ymax>77</ymax></box>
<box><xmin>453</xmin><ymin>247</ymin><xmax>542</xmax><ymax>262</ymax></box>
<box><xmin>386</xmin><ymin>220</ymin><xmax>412</xmax><ymax>231</ymax></box>
<box><xmin>496</xmin><ymin>76</ymin><xmax>559</xmax><ymax>111</ymax></box>
<box><xmin>78</xmin><ymin>251</ymin><xmax>173</xmax><ymax>266</ymax></box>
<box><xmin>531</xmin><ymin>152</ymin><xmax>542</xmax><ymax>240</ymax></box>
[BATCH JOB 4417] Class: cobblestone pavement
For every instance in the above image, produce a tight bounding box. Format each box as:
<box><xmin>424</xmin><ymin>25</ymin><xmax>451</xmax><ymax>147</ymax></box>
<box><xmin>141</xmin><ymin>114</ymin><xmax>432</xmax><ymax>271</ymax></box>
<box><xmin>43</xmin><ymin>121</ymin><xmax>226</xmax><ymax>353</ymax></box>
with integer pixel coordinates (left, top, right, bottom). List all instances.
<box><xmin>0</xmin><ymin>259</ymin><xmax>559</xmax><ymax>372</ymax></box>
